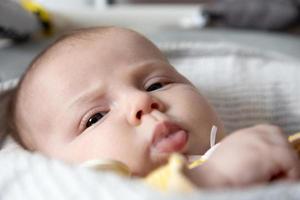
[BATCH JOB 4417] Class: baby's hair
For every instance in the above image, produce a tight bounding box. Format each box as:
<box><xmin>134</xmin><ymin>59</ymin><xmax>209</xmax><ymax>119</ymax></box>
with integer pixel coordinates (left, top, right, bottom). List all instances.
<box><xmin>0</xmin><ymin>26</ymin><xmax>118</xmax><ymax>149</ymax></box>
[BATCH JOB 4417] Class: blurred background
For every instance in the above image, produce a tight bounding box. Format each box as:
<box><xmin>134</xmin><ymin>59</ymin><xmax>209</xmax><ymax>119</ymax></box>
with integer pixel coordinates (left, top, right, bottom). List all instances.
<box><xmin>1</xmin><ymin>0</ymin><xmax>300</xmax><ymax>82</ymax></box>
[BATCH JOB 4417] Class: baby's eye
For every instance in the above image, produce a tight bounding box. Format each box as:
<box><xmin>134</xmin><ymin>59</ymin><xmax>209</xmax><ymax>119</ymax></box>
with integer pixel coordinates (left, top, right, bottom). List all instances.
<box><xmin>146</xmin><ymin>82</ymin><xmax>164</xmax><ymax>92</ymax></box>
<box><xmin>86</xmin><ymin>112</ymin><xmax>106</xmax><ymax>128</ymax></box>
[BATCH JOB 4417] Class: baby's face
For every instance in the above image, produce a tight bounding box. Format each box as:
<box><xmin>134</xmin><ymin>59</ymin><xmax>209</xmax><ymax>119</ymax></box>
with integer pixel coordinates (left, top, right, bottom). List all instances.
<box><xmin>19</xmin><ymin>28</ymin><xmax>224</xmax><ymax>176</ymax></box>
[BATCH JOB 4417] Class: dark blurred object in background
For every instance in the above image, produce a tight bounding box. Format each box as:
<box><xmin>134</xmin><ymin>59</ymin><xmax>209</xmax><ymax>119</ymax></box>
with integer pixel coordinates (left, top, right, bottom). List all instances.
<box><xmin>0</xmin><ymin>0</ymin><xmax>39</xmax><ymax>42</ymax></box>
<box><xmin>0</xmin><ymin>0</ymin><xmax>52</xmax><ymax>43</ymax></box>
<box><xmin>113</xmin><ymin>0</ymin><xmax>300</xmax><ymax>32</ymax></box>
<box><xmin>203</xmin><ymin>0</ymin><xmax>300</xmax><ymax>31</ymax></box>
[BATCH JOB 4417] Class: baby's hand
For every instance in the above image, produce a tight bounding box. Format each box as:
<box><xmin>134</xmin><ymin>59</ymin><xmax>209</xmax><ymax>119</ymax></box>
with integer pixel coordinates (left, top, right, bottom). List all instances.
<box><xmin>186</xmin><ymin>124</ymin><xmax>300</xmax><ymax>189</ymax></box>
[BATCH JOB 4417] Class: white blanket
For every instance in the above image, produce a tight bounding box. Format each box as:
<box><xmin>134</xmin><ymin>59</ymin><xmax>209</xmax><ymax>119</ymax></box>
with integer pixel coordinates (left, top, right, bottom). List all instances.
<box><xmin>162</xmin><ymin>41</ymin><xmax>300</xmax><ymax>135</ymax></box>
<box><xmin>1</xmin><ymin>41</ymin><xmax>300</xmax><ymax>200</ymax></box>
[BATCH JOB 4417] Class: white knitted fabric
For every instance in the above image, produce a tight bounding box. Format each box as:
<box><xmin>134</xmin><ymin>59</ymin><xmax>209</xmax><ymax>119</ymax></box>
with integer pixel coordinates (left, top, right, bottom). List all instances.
<box><xmin>162</xmin><ymin>41</ymin><xmax>300</xmax><ymax>135</ymax></box>
<box><xmin>0</xmin><ymin>42</ymin><xmax>300</xmax><ymax>200</ymax></box>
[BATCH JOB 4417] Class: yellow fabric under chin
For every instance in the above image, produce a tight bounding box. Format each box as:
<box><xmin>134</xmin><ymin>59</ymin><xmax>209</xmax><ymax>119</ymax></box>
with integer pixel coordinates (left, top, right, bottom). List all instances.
<box><xmin>144</xmin><ymin>154</ymin><xmax>198</xmax><ymax>193</ymax></box>
<box><xmin>81</xmin><ymin>153</ymin><xmax>204</xmax><ymax>193</ymax></box>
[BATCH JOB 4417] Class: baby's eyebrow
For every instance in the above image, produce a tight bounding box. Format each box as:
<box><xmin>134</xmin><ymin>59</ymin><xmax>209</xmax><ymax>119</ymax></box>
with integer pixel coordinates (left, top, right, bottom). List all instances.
<box><xmin>128</xmin><ymin>60</ymin><xmax>173</xmax><ymax>78</ymax></box>
<box><xmin>67</xmin><ymin>84</ymin><xmax>106</xmax><ymax>110</ymax></box>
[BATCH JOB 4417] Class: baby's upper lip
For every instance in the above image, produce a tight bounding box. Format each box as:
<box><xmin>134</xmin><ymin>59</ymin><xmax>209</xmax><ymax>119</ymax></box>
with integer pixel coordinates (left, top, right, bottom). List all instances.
<box><xmin>151</xmin><ymin>121</ymin><xmax>185</xmax><ymax>146</ymax></box>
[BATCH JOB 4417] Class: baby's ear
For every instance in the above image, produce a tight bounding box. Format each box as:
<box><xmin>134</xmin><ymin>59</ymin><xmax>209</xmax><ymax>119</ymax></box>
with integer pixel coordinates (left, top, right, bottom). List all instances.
<box><xmin>0</xmin><ymin>88</ymin><xmax>16</xmax><ymax>146</ymax></box>
<box><xmin>288</xmin><ymin>133</ymin><xmax>300</xmax><ymax>158</ymax></box>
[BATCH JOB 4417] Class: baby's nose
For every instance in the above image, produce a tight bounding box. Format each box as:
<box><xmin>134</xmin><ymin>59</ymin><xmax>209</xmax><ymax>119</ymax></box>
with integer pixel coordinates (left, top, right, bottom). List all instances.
<box><xmin>127</xmin><ymin>91</ymin><xmax>164</xmax><ymax>125</ymax></box>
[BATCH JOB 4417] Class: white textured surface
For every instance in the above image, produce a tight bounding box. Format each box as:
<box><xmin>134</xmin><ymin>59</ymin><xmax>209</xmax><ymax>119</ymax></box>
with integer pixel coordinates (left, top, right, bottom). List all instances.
<box><xmin>161</xmin><ymin>41</ymin><xmax>300</xmax><ymax>134</ymax></box>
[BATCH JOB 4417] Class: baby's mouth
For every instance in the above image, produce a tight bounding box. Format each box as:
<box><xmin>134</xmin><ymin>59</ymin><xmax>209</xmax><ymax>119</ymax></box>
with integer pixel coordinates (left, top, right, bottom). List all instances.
<box><xmin>151</xmin><ymin>121</ymin><xmax>189</xmax><ymax>154</ymax></box>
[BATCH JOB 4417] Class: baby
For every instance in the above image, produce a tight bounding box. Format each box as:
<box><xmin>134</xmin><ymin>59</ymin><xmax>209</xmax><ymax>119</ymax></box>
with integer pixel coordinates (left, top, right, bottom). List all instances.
<box><xmin>4</xmin><ymin>26</ymin><xmax>300</xmax><ymax>190</ymax></box>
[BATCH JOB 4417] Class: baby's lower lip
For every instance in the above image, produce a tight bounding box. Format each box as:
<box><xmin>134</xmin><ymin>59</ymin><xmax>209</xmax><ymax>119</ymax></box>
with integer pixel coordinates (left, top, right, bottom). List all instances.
<box><xmin>152</xmin><ymin>130</ymin><xmax>188</xmax><ymax>154</ymax></box>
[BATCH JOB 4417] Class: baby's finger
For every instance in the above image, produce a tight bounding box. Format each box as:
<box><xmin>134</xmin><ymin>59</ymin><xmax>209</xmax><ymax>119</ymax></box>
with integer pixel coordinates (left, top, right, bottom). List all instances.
<box><xmin>272</xmin><ymin>146</ymin><xmax>300</xmax><ymax>180</ymax></box>
<box><xmin>286</xmin><ymin>162</ymin><xmax>300</xmax><ymax>180</ymax></box>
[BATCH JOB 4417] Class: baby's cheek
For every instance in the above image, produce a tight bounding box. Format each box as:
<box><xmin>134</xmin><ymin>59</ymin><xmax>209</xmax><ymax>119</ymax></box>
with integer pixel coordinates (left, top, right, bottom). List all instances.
<box><xmin>171</xmin><ymin>86</ymin><xmax>219</xmax><ymax>148</ymax></box>
<box><xmin>173</xmin><ymin>86</ymin><xmax>210</xmax><ymax>116</ymax></box>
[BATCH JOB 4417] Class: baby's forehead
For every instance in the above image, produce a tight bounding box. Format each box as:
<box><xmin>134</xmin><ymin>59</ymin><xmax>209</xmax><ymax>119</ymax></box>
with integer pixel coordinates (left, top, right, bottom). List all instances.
<box><xmin>43</xmin><ymin>28</ymin><xmax>161</xmax><ymax>62</ymax></box>
<box><xmin>26</xmin><ymin>30</ymin><xmax>168</xmax><ymax>87</ymax></box>
<box><xmin>41</xmin><ymin>32</ymin><xmax>165</xmax><ymax>72</ymax></box>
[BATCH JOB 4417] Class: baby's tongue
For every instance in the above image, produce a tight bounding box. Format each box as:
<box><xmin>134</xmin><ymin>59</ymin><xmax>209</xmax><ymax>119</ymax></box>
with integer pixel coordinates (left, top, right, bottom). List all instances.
<box><xmin>154</xmin><ymin>130</ymin><xmax>187</xmax><ymax>153</ymax></box>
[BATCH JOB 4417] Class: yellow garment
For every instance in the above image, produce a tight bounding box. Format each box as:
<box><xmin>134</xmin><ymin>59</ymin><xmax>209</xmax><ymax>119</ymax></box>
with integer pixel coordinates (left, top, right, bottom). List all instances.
<box><xmin>81</xmin><ymin>154</ymin><xmax>204</xmax><ymax>193</ymax></box>
<box><xmin>144</xmin><ymin>154</ymin><xmax>197</xmax><ymax>192</ymax></box>
<box><xmin>81</xmin><ymin>159</ymin><xmax>131</xmax><ymax>177</ymax></box>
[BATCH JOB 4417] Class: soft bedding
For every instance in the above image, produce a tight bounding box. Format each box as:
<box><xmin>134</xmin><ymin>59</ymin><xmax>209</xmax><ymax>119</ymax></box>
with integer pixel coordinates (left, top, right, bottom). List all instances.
<box><xmin>1</xmin><ymin>41</ymin><xmax>300</xmax><ymax>200</ymax></box>
<box><xmin>161</xmin><ymin>41</ymin><xmax>300</xmax><ymax>135</ymax></box>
